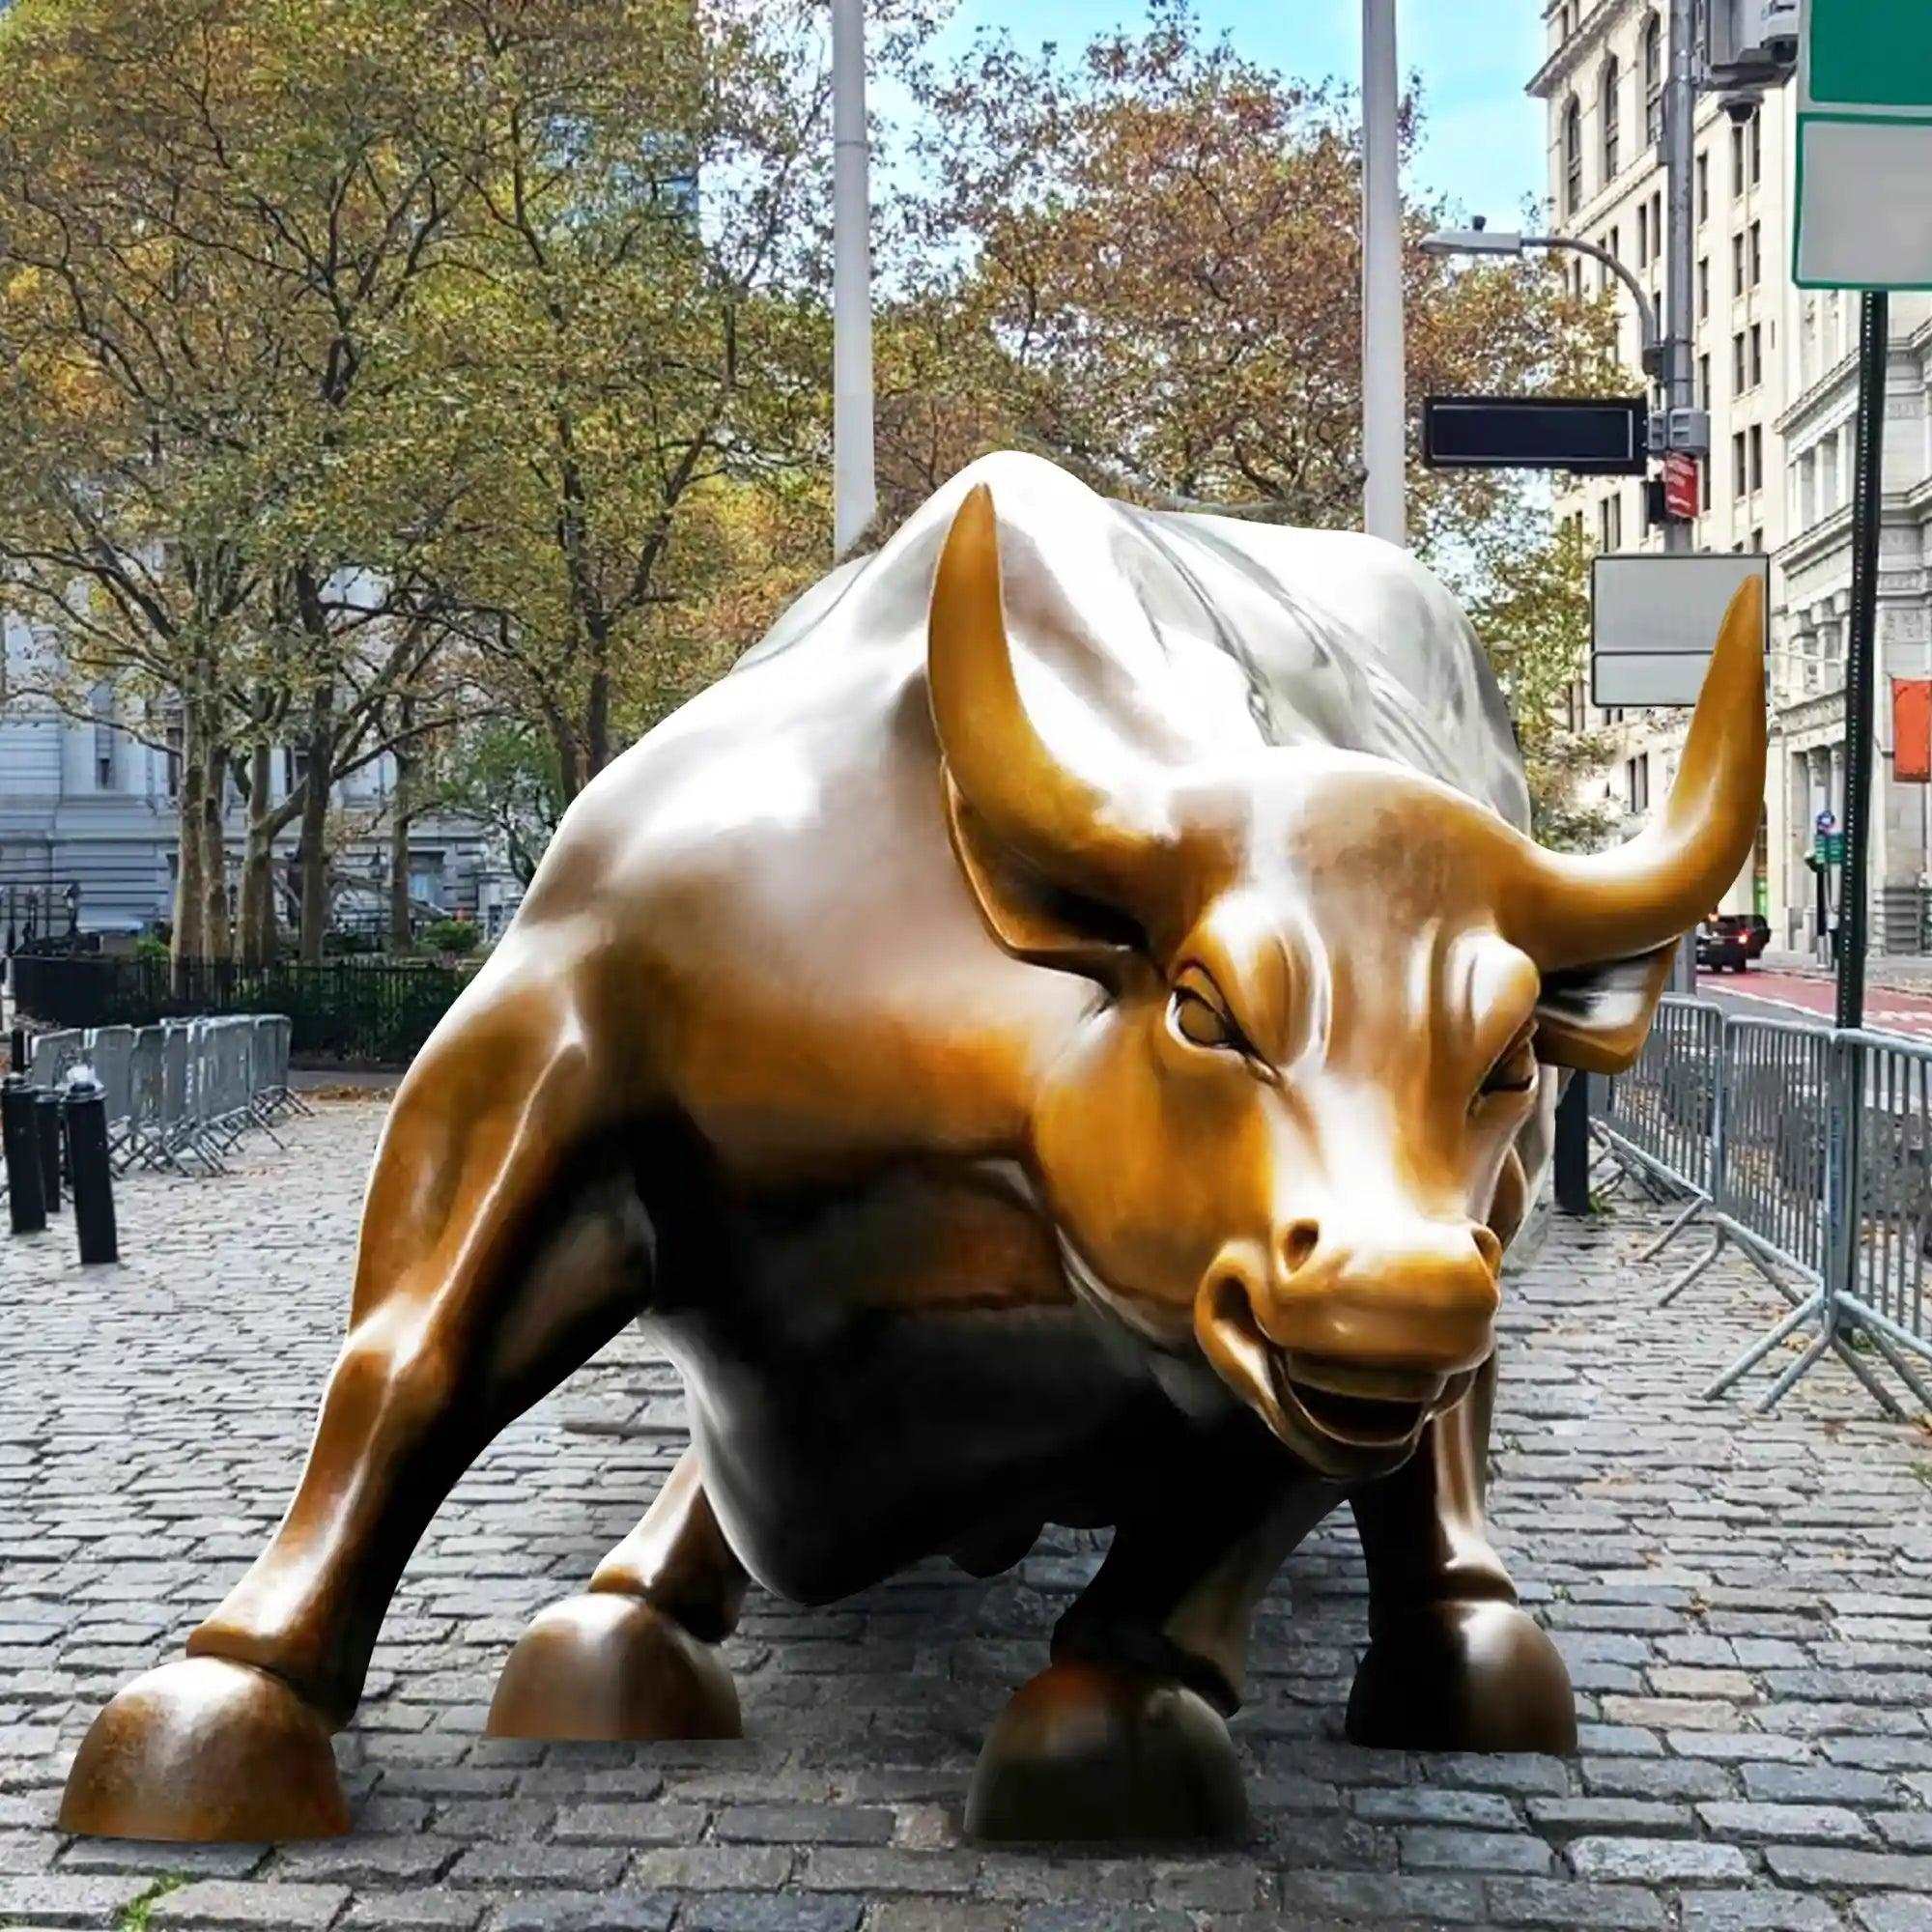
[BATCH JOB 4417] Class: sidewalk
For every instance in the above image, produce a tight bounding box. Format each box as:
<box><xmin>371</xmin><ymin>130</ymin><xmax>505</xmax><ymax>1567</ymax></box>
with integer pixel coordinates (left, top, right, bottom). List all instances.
<box><xmin>5</xmin><ymin>1102</ymin><xmax>1932</xmax><ymax>1932</ymax></box>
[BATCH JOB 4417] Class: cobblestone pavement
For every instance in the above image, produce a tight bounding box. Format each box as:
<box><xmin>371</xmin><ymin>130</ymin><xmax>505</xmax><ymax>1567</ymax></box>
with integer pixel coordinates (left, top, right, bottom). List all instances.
<box><xmin>6</xmin><ymin>1098</ymin><xmax>1932</xmax><ymax>1932</ymax></box>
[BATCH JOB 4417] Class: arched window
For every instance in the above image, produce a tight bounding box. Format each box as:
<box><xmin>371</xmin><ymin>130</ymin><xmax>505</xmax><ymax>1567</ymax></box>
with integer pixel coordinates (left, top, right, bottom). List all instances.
<box><xmin>1643</xmin><ymin>14</ymin><xmax>1663</xmax><ymax>146</ymax></box>
<box><xmin>1563</xmin><ymin>95</ymin><xmax>1582</xmax><ymax>213</ymax></box>
<box><xmin>1600</xmin><ymin>57</ymin><xmax>1621</xmax><ymax>181</ymax></box>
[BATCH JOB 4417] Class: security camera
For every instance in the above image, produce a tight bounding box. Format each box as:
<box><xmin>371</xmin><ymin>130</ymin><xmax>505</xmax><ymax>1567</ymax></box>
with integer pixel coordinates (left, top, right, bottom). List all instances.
<box><xmin>1764</xmin><ymin>36</ymin><xmax>1798</xmax><ymax>65</ymax></box>
<box><xmin>1719</xmin><ymin>91</ymin><xmax>1761</xmax><ymax>125</ymax></box>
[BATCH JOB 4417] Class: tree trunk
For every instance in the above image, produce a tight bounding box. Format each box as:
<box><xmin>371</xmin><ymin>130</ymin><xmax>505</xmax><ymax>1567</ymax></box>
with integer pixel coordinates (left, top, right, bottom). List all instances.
<box><xmin>389</xmin><ymin>702</ymin><xmax>416</xmax><ymax>953</ymax></box>
<box><xmin>170</xmin><ymin>694</ymin><xmax>208</xmax><ymax>984</ymax></box>
<box><xmin>199</xmin><ymin>719</ymin><xmax>231</xmax><ymax>964</ymax></box>
<box><xmin>238</xmin><ymin>741</ymin><xmax>277</xmax><ymax>967</ymax></box>
<box><xmin>296</xmin><ymin>678</ymin><xmax>337</xmax><ymax>964</ymax></box>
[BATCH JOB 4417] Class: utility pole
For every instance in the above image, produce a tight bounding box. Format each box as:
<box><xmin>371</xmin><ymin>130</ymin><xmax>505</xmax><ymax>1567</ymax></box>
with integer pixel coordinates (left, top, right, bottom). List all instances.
<box><xmin>1662</xmin><ymin>0</ymin><xmax>1701</xmax><ymax>991</ymax></box>
<box><xmin>831</xmin><ymin>0</ymin><xmax>877</xmax><ymax>558</ymax></box>
<box><xmin>1360</xmin><ymin>0</ymin><xmax>1406</xmax><ymax>546</ymax></box>
<box><xmin>1836</xmin><ymin>292</ymin><xmax>1888</xmax><ymax>1034</ymax></box>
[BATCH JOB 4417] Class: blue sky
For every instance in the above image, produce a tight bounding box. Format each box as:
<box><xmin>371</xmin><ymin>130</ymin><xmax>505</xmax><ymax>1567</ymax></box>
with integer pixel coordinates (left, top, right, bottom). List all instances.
<box><xmin>909</xmin><ymin>1</ymin><xmax>1550</xmax><ymax>226</ymax></box>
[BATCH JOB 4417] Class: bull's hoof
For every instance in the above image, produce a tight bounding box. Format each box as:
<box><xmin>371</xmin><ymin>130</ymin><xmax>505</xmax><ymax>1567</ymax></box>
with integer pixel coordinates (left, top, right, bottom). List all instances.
<box><xmin>487</xmin><ymin>1592</ymin><xmax>741</xmax><ymax>1742</ymax></box>
<box><xmin>966</xmin><ymin>1658</ymin><xmax>1248</xmax><ymax>1843</ymax></box>
<box><xmin>1346</xmin><ymin>1599</ymin><xmax>1577</xmax><ymax>1755</ymax></box>
<box><xmin>58</xmin><ymin>1657</ymin><xmax>349</xmax><ymax>1842</ymax></box>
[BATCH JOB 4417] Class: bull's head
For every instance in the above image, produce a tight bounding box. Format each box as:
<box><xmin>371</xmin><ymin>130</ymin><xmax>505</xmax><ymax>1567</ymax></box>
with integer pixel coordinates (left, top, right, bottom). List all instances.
<box><xmin>929</xmin><ymin>484</ymin><xmax>1764</xmax><ymax>1480</ymax></box>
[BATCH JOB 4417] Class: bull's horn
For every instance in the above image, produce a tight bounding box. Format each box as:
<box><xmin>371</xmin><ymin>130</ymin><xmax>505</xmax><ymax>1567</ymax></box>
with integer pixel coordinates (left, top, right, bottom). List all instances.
<box><xmin>1517</xmin><ymin>572</ymin><xmax>1767</xmax><ymax>969</ymax></box>
<box><xmin>927</xmin><ymin>482</ymin><xmax>1172</xmax><ymax>906</ymax></box>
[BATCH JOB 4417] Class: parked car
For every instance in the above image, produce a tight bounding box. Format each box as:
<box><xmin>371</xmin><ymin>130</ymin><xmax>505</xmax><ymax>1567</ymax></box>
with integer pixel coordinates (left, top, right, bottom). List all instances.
<box><xmin>1746</xmin><ymin>914</ymin><xmax>1772</xmax><ymax>960</ymax></box>
<box><xmin>1697</xmin><ymin>913</ymin><xmax>1755</xmax><ymax>972</ymax></box>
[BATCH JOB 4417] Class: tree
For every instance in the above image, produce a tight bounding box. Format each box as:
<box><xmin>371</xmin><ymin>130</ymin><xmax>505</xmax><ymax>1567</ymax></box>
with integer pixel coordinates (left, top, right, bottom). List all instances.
<box><xmin>406</xmin><ymin>0</ymin><xmax>915</xmax><ymax>798</ymax></box>
<box><xmin>893</xmin><ymin>2</ymin><xmax>1623</xmax><ymax>557</ymax></box>
<box><xmin>0</xmin><ymin>0</ymin><xmax>483</xmax><ymax>965</ymax></box>
<box><xmin>1468</xmin><ymin>521</ymin><xmax>1619</xmax><ymax>851</ymax></box>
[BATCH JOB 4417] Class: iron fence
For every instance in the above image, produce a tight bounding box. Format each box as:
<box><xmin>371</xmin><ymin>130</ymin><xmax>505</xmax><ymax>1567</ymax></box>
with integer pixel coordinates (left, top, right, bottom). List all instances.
<box><xmin>11</xmin><ymin>955</ymin><xmax>472</xmax><ymax>1066</ymax></box>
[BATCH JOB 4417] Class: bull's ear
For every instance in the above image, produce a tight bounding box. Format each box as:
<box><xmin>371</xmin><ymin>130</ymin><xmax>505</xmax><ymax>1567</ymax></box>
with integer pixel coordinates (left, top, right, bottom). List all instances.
<box><xmin>943</xmin><ymin>779</ymin><xmax>1145</xmax><ymax>985</ymax></box>
<box><xmin>1534</xmin><ymin>942</ymin><xmax>1677</xmax><ymax>1074</ymax></box>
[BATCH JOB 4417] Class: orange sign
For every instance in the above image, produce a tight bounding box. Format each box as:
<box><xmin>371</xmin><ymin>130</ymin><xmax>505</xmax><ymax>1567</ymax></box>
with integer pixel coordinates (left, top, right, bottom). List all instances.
<box><xmin>1894</xmin><ymin>677</ymin><xmax>1932</xmax><ymax>783</ymax></box>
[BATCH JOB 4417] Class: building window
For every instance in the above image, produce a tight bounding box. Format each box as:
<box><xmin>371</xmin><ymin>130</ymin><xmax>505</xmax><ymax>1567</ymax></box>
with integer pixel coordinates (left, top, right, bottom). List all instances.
<box><xmin>1732</xmin><ymin>330</ymin><xmax>1747</xmax><ymax>392</ymax></box>
<box><xmin>1749</xmin><ymin>424</ymin><xmax>1764</xmax><ymax>493</ymax></box>
<box><xmin>92</xmin><ymin>693</ymin><xmax>116</xmax><ymax>792</ymax></box>
<box><xmin>1749</xmin><ymin>322</ymin><xmax>1763</xmax><ymax>387</ymax></box>
<box><xmin>1599</xmin><ymin>491</ymin><xmax>1624</xmax><ymax>552</ymax></box>
<box><xmin>1732</xmin><ymin>232</ymin><xmax>1747</xmax><ymax>297</ymax></box>
<box><xmin>1563</xmin><ymin>96</ymin><xmax>1583</xmax><ymax>214</ymax></box>
<box><xmin>1636</xmin><ymin>202</ymin><xmax>1649</xmax><ymax>267</ymax></box>
<box><xmin>1701</xmin><ymin>454</ymin><xmax>1713</xmax><ymax>512</ymax></box>
<box><xmin>1627</xmin><ymin>754</ymin><xmax>1651</xmax><ymax>814</ymax></box>
<box><xmin>1731</xmin><ymin>121</ymin><xmax>1747</xmax><ymax>196</ymax></box>
<box><xmin>1697</xmin><ymin>152</ymin><xmax>1710</xmax><ymax>223</ymax></box>
<box><xmin>1733</xmin><ymin>431</ymin><xmax>1747</xmax><ymax>498</ymax></box>
<box><xmin>1600</xmin><ymin>57</ymin><xmax>1621</xmax><ymax>181</ymax></box>
<box><xmin>1748</xmin><ymin>218</ymin><xmax>1762</xmax><ymax>287</ymax></box>
<box><xmin>1750</xmin><ymin>526</ymin><xmax>1764</xmax><ymax>553</ymax></box>
<box><xmin>1698</xmin><ymin>351</ymin><xmax>1711</xmax><ymax>407</ymax></box>
<box><xmin>1698</xmin><ymin>255</ymin><xmax>1710</xmax><ymax>318</ymax></box>
<box><xmin>1643</xmin><ymin>13</ymin><xmax>1663</xmax><ymax>146</ymax></box>
<box><xmin>1749</xmin><ymin>110</ymin><xmax>1762</xmax><ymax>185</ymax></box>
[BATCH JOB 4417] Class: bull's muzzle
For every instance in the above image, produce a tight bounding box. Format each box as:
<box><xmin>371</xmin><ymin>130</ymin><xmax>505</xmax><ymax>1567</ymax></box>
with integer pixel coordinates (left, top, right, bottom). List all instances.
<box><xmin>1193</xmin><ymin>1218</ymin><xmax>1499</xmax><ymax>1476</ymax></box>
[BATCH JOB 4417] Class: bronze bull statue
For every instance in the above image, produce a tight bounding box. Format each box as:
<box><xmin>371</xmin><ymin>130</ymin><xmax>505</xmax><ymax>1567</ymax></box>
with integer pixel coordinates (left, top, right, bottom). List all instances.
<box><xmin>60</xmin><ymin>452</ymin><xmax>1766</xmax><ymax>1844</ymax></box>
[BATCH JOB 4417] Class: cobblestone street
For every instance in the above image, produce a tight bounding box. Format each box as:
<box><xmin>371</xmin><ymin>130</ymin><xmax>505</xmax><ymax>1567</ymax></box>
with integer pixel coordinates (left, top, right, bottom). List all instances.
<box><xmin>5</xmin><ymin>1096</ymin><xmax>1932</xmax><ymax>1932</ymax></box>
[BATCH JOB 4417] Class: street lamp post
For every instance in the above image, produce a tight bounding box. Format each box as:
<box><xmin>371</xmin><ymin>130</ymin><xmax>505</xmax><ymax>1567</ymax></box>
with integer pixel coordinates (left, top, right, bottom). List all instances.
<box><xmin>1420</xmin><ymin>227</ymin><xmax>1662</xmax><ymax>377</ymax></box>
<box><xmin>831</xmin><ymin>0</ymin><xmax>877</xmax><ymax>559</ymax></box>
<box><xmin>1360</xmin><ymin>0</ymin><xmax>1406</xmax><ymax>547</ymax></box>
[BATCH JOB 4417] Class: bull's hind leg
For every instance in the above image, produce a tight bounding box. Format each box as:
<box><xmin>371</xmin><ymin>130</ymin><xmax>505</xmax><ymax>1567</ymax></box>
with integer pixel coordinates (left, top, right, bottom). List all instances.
<box><xmin>58</xmin><ymin>949</ymin><xmax>646</xmax><ymax>1841</ymax></box>
<box><xmin>1345</xmin><ymin>1353</ymin><xmax>1577</xmax><ymax>1754</ymax></box>
<box><xmin>967</xmin><ymin>1423</ymin><xmax>1336</xmax><ymax>1844</ymax></box>
<box><xmin>487</xmin><ymin>1448</ymin><xmax>747</xmax><ymax>1741</ymax></box>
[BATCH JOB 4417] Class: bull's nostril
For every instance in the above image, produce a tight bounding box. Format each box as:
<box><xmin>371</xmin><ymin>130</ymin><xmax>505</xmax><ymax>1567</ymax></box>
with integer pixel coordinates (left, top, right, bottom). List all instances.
<box><xmin>1281</xmin><ymin>1219</ymin><xmax>1321</xmax><ymax>1275</ymax></box>
<box><xmin>1471</xmin><ymin>1226</ymin><xmax>1503</xmax><ymax>1275</ymax></box>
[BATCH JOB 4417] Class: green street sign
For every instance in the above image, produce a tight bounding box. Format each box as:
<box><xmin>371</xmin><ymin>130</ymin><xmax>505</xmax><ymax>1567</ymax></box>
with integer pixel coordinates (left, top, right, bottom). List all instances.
<box><xmin>1810</xmin><ymin>2</ymin><xmax>1932</xmax><ymax>109</ymax></box>
<box><xmin>1814</xmin><ymin>832</ymin><xmax>1846</xmax><ymax>865</ymax></box>
<box><xmin>1795</xmin><ymin>0</ymin><xmax>1932</xmax><ymax>290</ymax></box>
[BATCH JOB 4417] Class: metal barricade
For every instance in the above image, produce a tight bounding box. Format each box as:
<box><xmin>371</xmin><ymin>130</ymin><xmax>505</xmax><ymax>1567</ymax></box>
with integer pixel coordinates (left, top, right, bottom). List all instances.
<box><xmin>26</xmin><ymin>1029</ymin><xmax>85</xmax><ymax>1090</ymax></box>
<box><xmin>83</xmin><ymin>1026</ymin><xmax>136</xmax><ymax>1167</ymax></box>
<box><xmin>1831</xmin><ymin>1030</ymin><xmax>1932</xmax><ymax>1408</ymax></box>
<box><xmin>125</xmin><ymin>1027</ymin><xmax>169</xmax><ymax>1172</ymax></box>
<box><xmin>1596</xmin><ymin>995</ymin><xmax>1724</xmax><ymax>1262</ymax></box>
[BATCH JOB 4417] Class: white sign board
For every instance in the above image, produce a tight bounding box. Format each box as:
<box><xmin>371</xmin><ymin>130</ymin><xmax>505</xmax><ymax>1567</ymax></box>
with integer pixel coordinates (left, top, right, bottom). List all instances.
<box><xmin>1591</xmin><ymin>554</ymin><xmax>1771</xmax><ymax>708</ymax></box>
<box><xmin>1795</xmin><ymin>0</ymin><xmax>1932</xmax><ymax>289</ymax></box>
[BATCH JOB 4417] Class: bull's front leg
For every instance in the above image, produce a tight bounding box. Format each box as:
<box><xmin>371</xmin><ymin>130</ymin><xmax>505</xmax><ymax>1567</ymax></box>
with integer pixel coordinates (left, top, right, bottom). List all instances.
<box><xmin>1344</xmin><ymin>1352</ymin><xmax>1577</xmax><ymax>1754</ymax></box>
<box><xmin>486</xmin><ymin>1447</ymin><xmax>747</xmax><ymax>1741</ymax></box>
<box><xmin>57</xmin><ymin>941</ymin><xmax>649</xmax><ymax>1841</ymax></box>
<box><xmin>967</xmin><ymin>1420</ymin><xmax>1338</xmax><ymax>1843</ymax></box>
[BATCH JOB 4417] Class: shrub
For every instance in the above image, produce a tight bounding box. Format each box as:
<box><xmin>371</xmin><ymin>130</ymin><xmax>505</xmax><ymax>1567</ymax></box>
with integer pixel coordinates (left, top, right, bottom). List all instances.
<box><xmin>420</xmin><ymin>917</ymin><xmax>480</xmax><ymax>957</ymax></box>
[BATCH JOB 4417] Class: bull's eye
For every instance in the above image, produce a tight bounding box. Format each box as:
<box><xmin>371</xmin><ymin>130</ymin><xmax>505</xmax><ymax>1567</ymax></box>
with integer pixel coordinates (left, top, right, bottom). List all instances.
<box><xmin>1172</xmin><ymin>986</ymin><xmax>1238</xmax><ymax>1051</ymax></box>
<box><xmin>1478</xmin><ymin>1034</ymin><xmax>1539</xmax><ymax>1100</ymax></box>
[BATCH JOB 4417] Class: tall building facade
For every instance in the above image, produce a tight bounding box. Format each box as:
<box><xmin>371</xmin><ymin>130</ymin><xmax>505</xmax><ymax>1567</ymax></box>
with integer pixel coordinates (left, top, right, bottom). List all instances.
<box><xmin>1530</xmin><ymin>1</ymin><xmax>1932</xmax><ymax>956</ymax></box>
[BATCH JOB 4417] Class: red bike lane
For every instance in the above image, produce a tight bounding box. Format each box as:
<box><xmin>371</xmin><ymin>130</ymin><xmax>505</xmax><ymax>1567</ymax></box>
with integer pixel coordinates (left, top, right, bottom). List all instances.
<box><xmin>1698</xmin><ymin>965</ymin><xmax>1932</xmax><ymax>1039</ymax></box>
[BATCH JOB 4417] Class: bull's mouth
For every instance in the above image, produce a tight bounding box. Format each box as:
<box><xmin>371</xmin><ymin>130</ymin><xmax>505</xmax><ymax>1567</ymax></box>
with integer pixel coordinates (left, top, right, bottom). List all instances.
<box><xmin>1271</xmin><ymin>1356</ymin><xmax>1474</xmax><ymax>1453</ymax></box>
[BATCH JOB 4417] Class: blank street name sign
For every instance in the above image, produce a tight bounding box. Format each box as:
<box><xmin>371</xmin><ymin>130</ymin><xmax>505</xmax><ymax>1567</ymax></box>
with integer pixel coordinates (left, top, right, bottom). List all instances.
<box><xmin>1796</xmin><ymin>0</ymin><xmax>1932</xmax><ymax>289</ymax></box>
<box><xmin>1592</xmin><ymin>554</ymin><xmax>1770</xmax><ymax>708</ymax></box>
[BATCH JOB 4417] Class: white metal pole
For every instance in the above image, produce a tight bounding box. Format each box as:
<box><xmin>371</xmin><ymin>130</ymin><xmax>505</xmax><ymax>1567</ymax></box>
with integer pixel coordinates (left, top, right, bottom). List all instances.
<box><xmin>831</xmin><ymin>0</ymin><xmax>877</xmax><ymax>558</ymax></box>
<box><xmin>1360</xmin><ymin>0</ymin><xmax>1406</xmax><ymax>546</ymax></box>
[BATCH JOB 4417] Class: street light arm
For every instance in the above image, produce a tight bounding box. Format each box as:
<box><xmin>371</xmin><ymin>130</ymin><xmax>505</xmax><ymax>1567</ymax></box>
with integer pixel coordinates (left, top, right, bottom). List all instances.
<box><xmin>1522</xmin><ymin>233</ymin><xmax>1662</xmax><ymax>371</ymax></box>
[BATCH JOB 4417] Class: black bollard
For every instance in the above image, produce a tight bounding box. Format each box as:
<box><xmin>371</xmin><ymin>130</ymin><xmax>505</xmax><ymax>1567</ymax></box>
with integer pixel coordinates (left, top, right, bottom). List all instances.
<box><xmin>1554</xmin><ymin>1070</ymin><xmax>1592</xmax><ymax>1216</ymax></box>
<box><xmin>8</xmin><ymin>1028</ymin><xmax>23</xmax><ymax>1075</ymax></box>
<box><xmin>35</xmin><ymin>1090</ymin><xmax>63</xmax><ymax>1212</ymax></box>
<box><xmin>3</xmin><ymin>1075</ymin><xmax>47</xmax><ymax>1235</ymax></box>
<box><xmin>64</xmin><ymin>1076</ymin><xmax>119</xmax><ymax>1265</ymax></box>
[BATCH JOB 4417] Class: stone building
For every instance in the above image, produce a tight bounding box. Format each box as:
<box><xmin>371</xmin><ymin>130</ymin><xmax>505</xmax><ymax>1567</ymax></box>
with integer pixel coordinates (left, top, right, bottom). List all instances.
<box><xmin>0</xmin><ymin>613</ymin><xmax>524</xmax><ymax>946</ymax></box>
<box><xmin>1530</xmin><ymin>0</ymin><xmax>1932</xmax><ymax>956</ymax></box>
